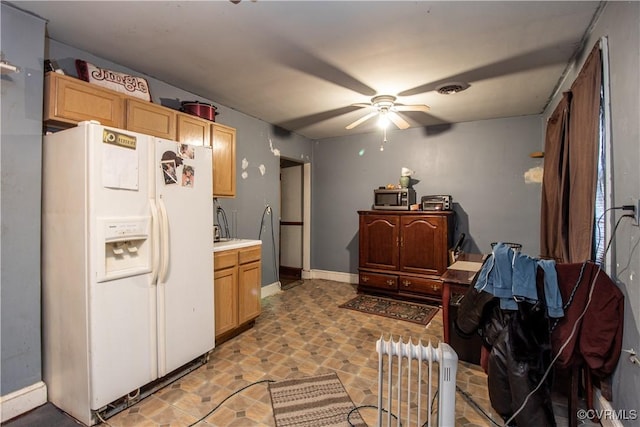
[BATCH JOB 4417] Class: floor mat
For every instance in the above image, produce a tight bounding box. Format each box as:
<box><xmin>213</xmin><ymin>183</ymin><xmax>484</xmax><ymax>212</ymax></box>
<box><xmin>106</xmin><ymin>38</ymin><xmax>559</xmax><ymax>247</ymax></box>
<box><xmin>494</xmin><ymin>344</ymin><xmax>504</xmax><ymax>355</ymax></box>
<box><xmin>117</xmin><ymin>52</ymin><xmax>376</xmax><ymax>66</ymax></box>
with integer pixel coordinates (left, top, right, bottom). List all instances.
<box><xmin>269</xmin><ymin>372</ymin><xmax>366</xmax><ymax>427</ymax></box>
<box><xmin>339</xmin><ymin>294</ymin><xmax>439</xmax><ymax>325</ymax></box>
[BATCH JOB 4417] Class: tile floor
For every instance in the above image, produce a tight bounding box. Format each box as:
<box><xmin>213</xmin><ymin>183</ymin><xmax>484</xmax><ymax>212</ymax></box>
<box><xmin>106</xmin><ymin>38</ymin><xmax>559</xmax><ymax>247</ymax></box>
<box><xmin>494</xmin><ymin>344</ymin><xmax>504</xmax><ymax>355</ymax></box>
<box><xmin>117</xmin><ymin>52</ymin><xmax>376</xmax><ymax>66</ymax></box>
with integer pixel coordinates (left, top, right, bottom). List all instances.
<box><xmin>88</xmin><ymin>278</ymin><xmax>586</xmax><ymax>426</ymax></box>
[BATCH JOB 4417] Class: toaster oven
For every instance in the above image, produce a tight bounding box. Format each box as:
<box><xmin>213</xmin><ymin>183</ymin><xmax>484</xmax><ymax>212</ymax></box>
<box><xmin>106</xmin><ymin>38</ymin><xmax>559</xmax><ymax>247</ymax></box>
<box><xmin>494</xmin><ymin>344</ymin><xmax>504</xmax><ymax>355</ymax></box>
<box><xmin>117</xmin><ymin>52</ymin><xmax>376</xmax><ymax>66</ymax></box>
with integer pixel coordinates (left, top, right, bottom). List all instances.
<box><xmin>421</xmin><ymin>195</ymin><xmax>452</xmax><ymax>211</ymax></box>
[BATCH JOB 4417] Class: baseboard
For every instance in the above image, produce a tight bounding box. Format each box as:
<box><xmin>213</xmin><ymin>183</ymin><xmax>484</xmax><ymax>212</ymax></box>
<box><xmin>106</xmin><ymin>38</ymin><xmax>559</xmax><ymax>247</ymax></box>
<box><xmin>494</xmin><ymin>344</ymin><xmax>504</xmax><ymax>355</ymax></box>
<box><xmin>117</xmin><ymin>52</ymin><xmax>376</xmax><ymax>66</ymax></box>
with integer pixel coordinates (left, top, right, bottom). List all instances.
<box><xmin>594</xmin><ymin>387</ymin><xmax>625</xmax><ymax>427</ymax></box>
<box><xmin>0</xmin><ymin>381</ymin><xmax>47</xmax><ymax>423</ymax></box>
<box><xmin>261</xmin><ymin>281</ymin><xmax>282</xmax><ymax>299</ymax></box>
<box><xmin>308</xmin><ymin>269</ymin><xmax>358</xmax><ymax>284</ymax></box>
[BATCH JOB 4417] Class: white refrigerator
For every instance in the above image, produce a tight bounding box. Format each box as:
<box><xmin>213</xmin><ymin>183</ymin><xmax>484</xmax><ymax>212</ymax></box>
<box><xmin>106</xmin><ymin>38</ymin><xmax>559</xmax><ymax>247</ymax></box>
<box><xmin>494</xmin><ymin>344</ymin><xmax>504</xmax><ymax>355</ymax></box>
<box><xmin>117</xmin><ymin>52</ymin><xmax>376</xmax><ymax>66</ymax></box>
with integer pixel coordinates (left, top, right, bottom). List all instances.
<box><xmin>42</xmin><ymin>121</ymin><xmax>214</xmax><ymax>425</ymax></box>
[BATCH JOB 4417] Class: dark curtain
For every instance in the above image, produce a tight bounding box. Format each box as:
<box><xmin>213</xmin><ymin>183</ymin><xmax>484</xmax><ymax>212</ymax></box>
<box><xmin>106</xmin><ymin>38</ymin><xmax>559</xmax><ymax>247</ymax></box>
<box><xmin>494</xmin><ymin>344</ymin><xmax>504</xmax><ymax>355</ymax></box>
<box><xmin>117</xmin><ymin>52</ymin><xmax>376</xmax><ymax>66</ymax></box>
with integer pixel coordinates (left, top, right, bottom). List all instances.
<box><xmin>566</xmin><ymin>45</ymin><xmax>602</xmax><ymax>262</ymax></box>
<box><xmin>540</xmin><ymin>44</ymin><xmax>602</xmax><ymax>263</ymax></box>
<box><xmin>540</xmin><ymin>93</ymin><xmax>570</xmax><ymax>261</ymax></box>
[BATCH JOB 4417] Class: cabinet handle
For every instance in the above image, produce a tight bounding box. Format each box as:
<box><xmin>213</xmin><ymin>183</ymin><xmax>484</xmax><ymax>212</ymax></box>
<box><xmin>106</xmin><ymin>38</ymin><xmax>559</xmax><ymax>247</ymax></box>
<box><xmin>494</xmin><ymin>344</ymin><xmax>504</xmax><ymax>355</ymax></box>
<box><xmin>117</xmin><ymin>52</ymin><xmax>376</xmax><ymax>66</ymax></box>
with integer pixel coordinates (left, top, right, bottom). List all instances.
<box><xmin>400</xmin><ymin>236</ymin><xmax>404</xmax><ymax>248</ymax></box>
<box><xmin>386</xmin><ymin>279</ymin><xmax>394</xmax><ymax>287</ymax></box>
<box><xmin>432</xmin><ymin>283</ymin><xmax>439</xmax><ymax>290</ymax></box>
<box><xmin>402</xmin><ymin>279</ymin><xmax>411</xmax><ymax>287</ymax></box>
<box><xmin>362</xmin><ymin>275</ymin><xmax>369</xmax><ymax>282</ymax></box>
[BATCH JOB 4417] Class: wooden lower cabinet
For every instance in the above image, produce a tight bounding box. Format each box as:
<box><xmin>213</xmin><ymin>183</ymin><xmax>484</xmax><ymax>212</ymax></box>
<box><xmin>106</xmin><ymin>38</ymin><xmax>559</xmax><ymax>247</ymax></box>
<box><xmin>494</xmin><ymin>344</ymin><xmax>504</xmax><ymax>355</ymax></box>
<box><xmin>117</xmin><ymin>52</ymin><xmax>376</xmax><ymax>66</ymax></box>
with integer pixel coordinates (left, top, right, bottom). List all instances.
<box><xmin>358</xmin><ymin>210</ymin><xmax>453</xmax><ymax>304</ymax></box>
<box><xmin>214</xmin><ymin>244</ymin><xmax>261</xmax><ymax>344</ymax></box>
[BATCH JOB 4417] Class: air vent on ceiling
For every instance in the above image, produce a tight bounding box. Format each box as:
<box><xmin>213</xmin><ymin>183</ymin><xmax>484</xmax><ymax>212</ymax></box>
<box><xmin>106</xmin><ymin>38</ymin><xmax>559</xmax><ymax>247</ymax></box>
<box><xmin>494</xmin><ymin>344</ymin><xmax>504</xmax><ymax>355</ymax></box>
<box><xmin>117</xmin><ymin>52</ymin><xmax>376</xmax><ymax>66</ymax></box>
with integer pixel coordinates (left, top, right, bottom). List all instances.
<box><xmin>436</xmin><ymin>82</ymin><xmax>469</xmax><ymax>95</ymax></box>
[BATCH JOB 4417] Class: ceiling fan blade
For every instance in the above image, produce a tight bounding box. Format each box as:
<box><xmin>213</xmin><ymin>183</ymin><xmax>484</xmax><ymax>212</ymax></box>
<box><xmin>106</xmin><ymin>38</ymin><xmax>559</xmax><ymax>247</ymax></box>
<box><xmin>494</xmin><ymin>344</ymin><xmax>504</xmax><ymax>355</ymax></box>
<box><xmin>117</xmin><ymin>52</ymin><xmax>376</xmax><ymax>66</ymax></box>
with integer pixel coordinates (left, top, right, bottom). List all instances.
<box><xmin>345</xmin><ymin>111</ymin><xmax>378</xmax><ymax>130</ymax></box>
<box><xmin>394</xmin><ymin>104</ymin><xmax>430</xmax><ymax>113</ymax></box>
<box><xmin>351</xmin><ymin>103</ymin><xmax>372</xmax><ymax>108</ymax></box>
<box><xmin>387</xmin><ymin>112</ymin><xmax>410</xmax><ymax>130</ymax></box>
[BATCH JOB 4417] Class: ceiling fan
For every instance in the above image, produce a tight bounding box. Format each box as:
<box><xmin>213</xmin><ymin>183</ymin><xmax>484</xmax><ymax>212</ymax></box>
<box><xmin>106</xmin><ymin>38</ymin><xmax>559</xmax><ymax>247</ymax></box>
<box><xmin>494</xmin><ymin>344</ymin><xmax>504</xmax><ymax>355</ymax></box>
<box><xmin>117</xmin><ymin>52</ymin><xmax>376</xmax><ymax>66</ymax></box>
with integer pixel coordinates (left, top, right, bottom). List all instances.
<box><xmin>345</xmin><ymin>95</ymin><xmax>430</xmax><ymax>130</ymax></box>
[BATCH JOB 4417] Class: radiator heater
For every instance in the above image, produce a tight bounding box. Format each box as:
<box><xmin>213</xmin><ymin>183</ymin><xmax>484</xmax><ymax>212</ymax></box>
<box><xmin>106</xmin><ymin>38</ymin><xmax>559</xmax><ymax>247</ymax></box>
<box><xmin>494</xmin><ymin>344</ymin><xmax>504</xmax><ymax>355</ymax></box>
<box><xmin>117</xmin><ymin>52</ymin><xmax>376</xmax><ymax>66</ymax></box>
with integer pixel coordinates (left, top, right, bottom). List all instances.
<box><xmin>376</xmin><ymin>336</ymin><xmax>458</xmax><ymax>427</ymax></box>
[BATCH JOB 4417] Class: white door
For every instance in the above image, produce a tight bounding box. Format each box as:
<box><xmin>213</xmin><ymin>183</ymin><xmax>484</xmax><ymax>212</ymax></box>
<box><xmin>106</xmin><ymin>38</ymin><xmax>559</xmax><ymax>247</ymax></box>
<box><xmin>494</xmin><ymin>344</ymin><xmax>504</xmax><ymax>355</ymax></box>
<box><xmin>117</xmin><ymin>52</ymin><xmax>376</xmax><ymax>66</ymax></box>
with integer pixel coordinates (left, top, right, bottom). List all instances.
<box><xmin>154</xmin><ymin>139</ymin><xmax>214</xmax><ymax>376</ymax></box>
<box><xmin>86</xmin><ymin>124</ymin><xmax>157</xmax><ymax>408</ymax></box>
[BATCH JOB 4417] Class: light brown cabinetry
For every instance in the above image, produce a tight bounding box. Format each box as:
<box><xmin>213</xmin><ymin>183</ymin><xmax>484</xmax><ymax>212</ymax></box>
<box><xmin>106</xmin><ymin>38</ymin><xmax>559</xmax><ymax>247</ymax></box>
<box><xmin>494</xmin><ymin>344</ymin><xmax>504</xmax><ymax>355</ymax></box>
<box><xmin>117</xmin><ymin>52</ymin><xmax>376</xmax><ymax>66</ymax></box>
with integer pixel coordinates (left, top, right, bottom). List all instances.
<box><xmin>176</xmin><ymin>112</ymin><xmax>211</xmax><ymax>147</ymax></box>
<box><xmin>44</xmin><ymin>72</ymin><xmax>124</xmax><ymax>128</ymax></box>
<box><xmin>211</xmin><ymin>123</ymin><xmax>236</xmax><ymax>198</ymax></box>
<box><xmin>358</xmin><ymin>211</ymin><xmax>454</xmax><ymax>303</ymax></box>
<box><xmin>125</xmin><ymin>98</ymin><xmax>176</xmax><ymax>139</ymax></box>
<box><xmin>44</xmin><ymin>72</ymin><xmax>238</xmax><ymax>198</ymax></box>
<box><xmin>213</xmin><ymin>244</ymin><xmax>261</xmax><ymax>344</ymax></box>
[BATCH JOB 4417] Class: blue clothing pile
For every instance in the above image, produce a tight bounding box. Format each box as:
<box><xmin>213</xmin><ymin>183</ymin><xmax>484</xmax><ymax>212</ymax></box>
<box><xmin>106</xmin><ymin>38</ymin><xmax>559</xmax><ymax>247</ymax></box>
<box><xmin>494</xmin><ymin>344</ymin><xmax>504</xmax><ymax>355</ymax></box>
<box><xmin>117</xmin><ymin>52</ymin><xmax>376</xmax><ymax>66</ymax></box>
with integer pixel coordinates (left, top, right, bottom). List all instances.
<box><xmin>474</xmin><ymin>242</ymin><xmax>564</xmax><ymax>318</ymax></box>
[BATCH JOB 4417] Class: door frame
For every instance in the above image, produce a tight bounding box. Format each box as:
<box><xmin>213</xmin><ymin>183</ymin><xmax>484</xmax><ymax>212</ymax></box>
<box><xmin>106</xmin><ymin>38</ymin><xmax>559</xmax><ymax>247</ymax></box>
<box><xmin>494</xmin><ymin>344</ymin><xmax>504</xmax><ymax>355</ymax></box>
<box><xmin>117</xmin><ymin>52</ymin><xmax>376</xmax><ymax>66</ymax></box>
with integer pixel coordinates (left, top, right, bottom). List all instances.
<box><xmin>278</xmin><ymin>158</ymin><xmax>311</xmax><ymax>282</ymax></box>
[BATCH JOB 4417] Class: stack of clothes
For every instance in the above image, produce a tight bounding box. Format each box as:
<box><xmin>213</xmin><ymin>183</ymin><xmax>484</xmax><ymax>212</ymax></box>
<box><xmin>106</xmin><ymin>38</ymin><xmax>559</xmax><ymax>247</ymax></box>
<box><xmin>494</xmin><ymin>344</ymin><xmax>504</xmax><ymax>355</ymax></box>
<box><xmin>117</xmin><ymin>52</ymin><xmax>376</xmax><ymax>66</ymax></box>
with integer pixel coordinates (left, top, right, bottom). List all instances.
<box><xmin>455</xmin><ymin>242</ymin><xmax>624</xmax><ymax>427</ymax></box>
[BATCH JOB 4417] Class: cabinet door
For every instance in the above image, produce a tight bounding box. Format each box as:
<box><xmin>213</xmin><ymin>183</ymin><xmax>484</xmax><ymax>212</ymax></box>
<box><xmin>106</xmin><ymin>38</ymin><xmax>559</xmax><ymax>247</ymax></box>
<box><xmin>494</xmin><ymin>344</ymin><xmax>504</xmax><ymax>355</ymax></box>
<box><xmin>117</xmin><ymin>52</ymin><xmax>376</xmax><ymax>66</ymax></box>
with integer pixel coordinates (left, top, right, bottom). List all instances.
<box><xmin>211</xmin><ymin>123</ymin><xmax>236</xmax><ymax>198</ymax></box>
<box><xmin>359</xmin><ymin>214</ymin><xmax>400</xmax><ymax>270</ymax></box>
<box><xmin>177</xmin><ymin>113</ymin><xmax>211</xmax><ymax>146</ymax></box>
<box><xmin>44</xmin><ymin>73</ymin><xmax>124</xmax><ymax>128</ymax></box>
<box><xmin>126</xmin><ymin>99</ymin><xmax>176</xmax><ymax>139</ymax></box>
<box><xmin>238</xmin><ymin>260</ymin><xmax>261</xmax><ymax>324</ymax></box>
<box><xmin>214</xmin><ymin>266</ymin><xmax>238</xmax><ymax>337</ymax></box>
<box><xmin>400</xmin><ymin>215</ymin><xmax>448</xmax><ymax>275</ymax></box>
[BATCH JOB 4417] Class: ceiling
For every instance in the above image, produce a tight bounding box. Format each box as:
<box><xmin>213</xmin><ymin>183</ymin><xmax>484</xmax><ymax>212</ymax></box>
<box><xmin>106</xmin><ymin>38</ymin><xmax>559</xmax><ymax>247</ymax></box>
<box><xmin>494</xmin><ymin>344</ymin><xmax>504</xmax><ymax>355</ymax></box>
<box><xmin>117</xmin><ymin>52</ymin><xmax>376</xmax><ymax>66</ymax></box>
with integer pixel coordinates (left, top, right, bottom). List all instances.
<box><xmin>14</xmin><ymin>1</ymin><xmax>603</xmax><ymax>140</ymax></box>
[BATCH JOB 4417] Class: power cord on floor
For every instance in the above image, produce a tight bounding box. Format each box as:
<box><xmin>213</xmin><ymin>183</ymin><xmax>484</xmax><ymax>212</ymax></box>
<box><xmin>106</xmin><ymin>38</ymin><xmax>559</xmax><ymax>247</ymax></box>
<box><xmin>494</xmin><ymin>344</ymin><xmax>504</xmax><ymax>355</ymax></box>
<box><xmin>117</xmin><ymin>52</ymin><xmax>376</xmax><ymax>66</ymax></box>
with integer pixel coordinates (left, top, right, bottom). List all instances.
<box><xmin>456</xmin><ymin>385</ymin><xmax>502</xmax><ymax>427</ymax></box>
<box><xmin>347</xmin><ymin>386</ymin><xmax>499</xmax><ymax>427</ymax></box>
<box><xmin>187</xmin><ymin>379</ymin><xmax>275</xmax><ymax>426</ymax></box>
<box><xmin>347</xmin><ymin>404</ymin><xmax>400</xmax><ymax>427</ymax></box>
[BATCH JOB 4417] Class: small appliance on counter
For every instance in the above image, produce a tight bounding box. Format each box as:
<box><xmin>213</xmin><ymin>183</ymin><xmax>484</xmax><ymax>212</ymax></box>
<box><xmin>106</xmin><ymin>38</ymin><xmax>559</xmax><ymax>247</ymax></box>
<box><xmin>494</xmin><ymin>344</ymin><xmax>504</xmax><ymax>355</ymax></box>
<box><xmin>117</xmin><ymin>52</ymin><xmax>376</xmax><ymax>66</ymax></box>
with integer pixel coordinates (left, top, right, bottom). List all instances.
<box><xmin>214</xmin><ymin>224</ymin><xmax>221</xmax><ymax>242</ymax></box>
<box><xmin>421</xmin><ymin>195</ymin><xmax>452</xmax><ymax>211</ymax></box>
<box><xmin>374</xmin><ymin>188</ymin><xmax>416</xmax><ymax>210</ymax></box>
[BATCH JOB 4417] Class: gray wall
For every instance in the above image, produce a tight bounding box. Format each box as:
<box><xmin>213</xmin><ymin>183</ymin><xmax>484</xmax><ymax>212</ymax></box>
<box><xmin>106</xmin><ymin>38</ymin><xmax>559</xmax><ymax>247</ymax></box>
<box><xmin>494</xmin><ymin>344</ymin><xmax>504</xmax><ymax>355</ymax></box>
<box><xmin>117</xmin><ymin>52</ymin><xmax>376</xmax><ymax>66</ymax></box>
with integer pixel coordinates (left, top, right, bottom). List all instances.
<box><xmin>543</xmin><ymin>1</ymin><xmax>640</xmax><ymax>415</ymax></box>
<box><xmin>2</xmin><ymin>1</ymin><xmax>638</xmax><ymax>420</ymax></box>
<box><xmin>0</xmin><ymin>4</ymin><xmax>46</xmax><ymax>395</ymax></box>
<box><xmin>312</xmin><ymin>116</ymin><xmax>543</xmax><ymax>274</ymax></box>
<box><xmin>46</xmin><ymin>40</ymin><xmax>314</xmax><ymax>287</ymax></box>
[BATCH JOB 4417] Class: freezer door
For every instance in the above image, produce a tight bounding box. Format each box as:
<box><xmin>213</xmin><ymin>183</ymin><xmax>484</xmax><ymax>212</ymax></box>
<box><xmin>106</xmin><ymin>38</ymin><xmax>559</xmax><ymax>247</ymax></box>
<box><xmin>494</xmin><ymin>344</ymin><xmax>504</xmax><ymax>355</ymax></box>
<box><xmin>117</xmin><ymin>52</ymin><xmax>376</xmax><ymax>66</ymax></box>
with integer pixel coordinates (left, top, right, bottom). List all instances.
<box><xmin>155</xmin><ymin>139</ymin><xmax>214</xmax><ymax>376</ymax></box>
<box><xmin>85</xmin><ymin>124</ymin><xmax>158</xmax><ymax>409</ymax></box>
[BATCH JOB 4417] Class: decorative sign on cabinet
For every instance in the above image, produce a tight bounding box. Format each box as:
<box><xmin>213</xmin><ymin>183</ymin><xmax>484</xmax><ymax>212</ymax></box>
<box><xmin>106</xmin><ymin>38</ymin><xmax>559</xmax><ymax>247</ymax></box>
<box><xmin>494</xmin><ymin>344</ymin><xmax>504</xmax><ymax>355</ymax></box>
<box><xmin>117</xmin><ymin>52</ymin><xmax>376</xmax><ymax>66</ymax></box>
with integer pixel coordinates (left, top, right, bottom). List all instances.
<box><xmin>357</xmin><ymin>210</ymin><xmax>454</xmax><ymax>304</ymax></box>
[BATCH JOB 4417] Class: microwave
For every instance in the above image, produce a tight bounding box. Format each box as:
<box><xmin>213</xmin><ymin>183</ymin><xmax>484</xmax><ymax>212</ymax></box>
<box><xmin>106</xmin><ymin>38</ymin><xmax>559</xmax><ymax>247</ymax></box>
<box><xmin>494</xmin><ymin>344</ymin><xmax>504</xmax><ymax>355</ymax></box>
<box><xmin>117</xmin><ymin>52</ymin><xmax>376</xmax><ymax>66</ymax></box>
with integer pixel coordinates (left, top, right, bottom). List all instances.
<box><xmin>373</xmin><ymin>188</ymin><xmax>416</xmax><ymax>210</ymax></box>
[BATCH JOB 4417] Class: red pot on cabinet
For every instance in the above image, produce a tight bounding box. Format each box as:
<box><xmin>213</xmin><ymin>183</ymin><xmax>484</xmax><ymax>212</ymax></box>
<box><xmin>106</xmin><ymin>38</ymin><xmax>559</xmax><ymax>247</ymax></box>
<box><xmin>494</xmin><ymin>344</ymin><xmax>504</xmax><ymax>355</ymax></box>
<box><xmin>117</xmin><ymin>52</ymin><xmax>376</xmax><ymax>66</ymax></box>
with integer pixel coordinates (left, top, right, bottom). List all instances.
<box><xmin>180</xmin><ymin>101</ymin><xmax>218</xmax><ymax>122</ymax></box>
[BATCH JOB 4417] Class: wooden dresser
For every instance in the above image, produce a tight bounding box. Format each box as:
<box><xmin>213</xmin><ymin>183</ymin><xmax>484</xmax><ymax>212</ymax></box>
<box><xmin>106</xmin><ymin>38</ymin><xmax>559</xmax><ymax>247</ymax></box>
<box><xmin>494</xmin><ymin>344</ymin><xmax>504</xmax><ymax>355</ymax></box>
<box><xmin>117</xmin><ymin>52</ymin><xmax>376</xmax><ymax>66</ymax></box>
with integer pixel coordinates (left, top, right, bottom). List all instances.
<box><xmin>357</xmin><ymin>210</ymin><xmax>454</xmax><ymax>304</ymax></box>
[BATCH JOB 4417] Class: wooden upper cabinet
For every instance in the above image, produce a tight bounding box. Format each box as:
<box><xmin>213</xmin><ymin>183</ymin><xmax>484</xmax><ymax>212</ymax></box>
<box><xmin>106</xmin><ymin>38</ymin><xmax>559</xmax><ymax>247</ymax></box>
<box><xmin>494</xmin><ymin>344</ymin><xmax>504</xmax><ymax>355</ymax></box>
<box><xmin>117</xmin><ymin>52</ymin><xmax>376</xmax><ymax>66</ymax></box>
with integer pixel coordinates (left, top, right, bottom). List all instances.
<box><xmin>211</xmin><ymin>123</ymin><xmax>236</xmax><ymax>198</ymax></box>
<box><xmin>44</xmin><ymin>72</ymin><xmax>124</xmax><ymax>128</ymax></box>
<box><xmin>176</xmin><ymin>113</ymin><xmax>210</xmax><ymax>147</ymax></box>
<box><xmin>125</xmin><ymin>99</ymin><xmax>176</xmax><ymax>139</ymax></box>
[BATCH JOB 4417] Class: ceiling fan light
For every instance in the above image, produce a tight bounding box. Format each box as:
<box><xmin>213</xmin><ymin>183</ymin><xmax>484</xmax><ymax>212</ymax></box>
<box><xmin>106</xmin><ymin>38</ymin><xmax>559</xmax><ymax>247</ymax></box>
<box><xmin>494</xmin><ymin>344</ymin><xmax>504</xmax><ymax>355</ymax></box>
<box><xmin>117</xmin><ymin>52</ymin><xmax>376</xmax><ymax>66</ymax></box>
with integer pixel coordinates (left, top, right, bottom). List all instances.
<box><xmin>377</xmin><ymin>113</ymin><xmax>390</xmax><ymax>129</ymax></box>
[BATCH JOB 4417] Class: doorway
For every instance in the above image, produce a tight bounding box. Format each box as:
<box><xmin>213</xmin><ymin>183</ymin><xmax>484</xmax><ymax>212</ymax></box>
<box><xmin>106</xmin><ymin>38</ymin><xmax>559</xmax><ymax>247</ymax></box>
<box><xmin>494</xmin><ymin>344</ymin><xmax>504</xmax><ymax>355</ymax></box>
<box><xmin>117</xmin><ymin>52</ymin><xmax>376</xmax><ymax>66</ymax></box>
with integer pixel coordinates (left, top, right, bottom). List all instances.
<box><xmin>279</xmin><ymin>158</ymin><xmax>304</xmax><ymax>288</ymax></box>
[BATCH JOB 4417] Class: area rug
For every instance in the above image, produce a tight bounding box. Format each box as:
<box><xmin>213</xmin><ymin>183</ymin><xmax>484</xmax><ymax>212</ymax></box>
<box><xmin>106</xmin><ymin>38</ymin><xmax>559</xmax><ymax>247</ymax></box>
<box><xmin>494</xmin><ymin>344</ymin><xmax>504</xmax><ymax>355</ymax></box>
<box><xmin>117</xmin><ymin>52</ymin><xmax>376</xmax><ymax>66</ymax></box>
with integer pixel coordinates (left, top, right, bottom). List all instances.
<box><xmin>339</xmin><ymin>294</ymin><xmax>439</xmax><ymax>325</ymax></box>
<box><xmin>268</xmin><ymin>372</ymin><xmax>366</xmax><ymax>427</ymax></box>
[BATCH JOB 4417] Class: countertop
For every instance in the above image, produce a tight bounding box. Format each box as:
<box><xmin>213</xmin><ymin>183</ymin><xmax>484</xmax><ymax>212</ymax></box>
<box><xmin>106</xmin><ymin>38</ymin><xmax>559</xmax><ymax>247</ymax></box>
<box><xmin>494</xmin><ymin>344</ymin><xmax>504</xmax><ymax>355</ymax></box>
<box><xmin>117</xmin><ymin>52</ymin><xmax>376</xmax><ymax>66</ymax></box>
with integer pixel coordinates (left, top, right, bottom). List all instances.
<box><xmin>213</xmin><ymin>238</ymin><xmax>262</xmax><ymax>252</ymax></box>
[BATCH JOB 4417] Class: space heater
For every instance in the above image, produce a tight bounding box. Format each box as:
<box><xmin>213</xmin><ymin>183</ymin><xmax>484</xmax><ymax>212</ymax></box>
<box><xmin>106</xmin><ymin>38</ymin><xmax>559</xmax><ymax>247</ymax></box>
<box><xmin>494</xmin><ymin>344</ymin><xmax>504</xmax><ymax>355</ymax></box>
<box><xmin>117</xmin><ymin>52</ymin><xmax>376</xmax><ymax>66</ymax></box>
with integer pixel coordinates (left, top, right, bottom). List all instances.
<box><xmin>376</xmin><ymin>336</ymin><xmax>458</xmax><ymax>427</ymax></box>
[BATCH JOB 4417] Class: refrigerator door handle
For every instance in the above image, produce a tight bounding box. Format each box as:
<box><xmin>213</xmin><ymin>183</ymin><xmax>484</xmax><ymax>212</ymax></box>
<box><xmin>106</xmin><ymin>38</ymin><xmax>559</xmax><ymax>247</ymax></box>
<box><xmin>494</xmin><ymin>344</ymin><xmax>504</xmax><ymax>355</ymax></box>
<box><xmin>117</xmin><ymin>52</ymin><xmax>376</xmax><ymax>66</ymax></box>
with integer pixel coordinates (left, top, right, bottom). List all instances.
<box><xmin>149</xmin><ymin>199</ymin><xmax>161</xmax><ymax>285</ymax></box>
<box><xmin>158</xmin><ymin>196</ymin><xmax>170</xmax><ymax>283</ymax></box>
